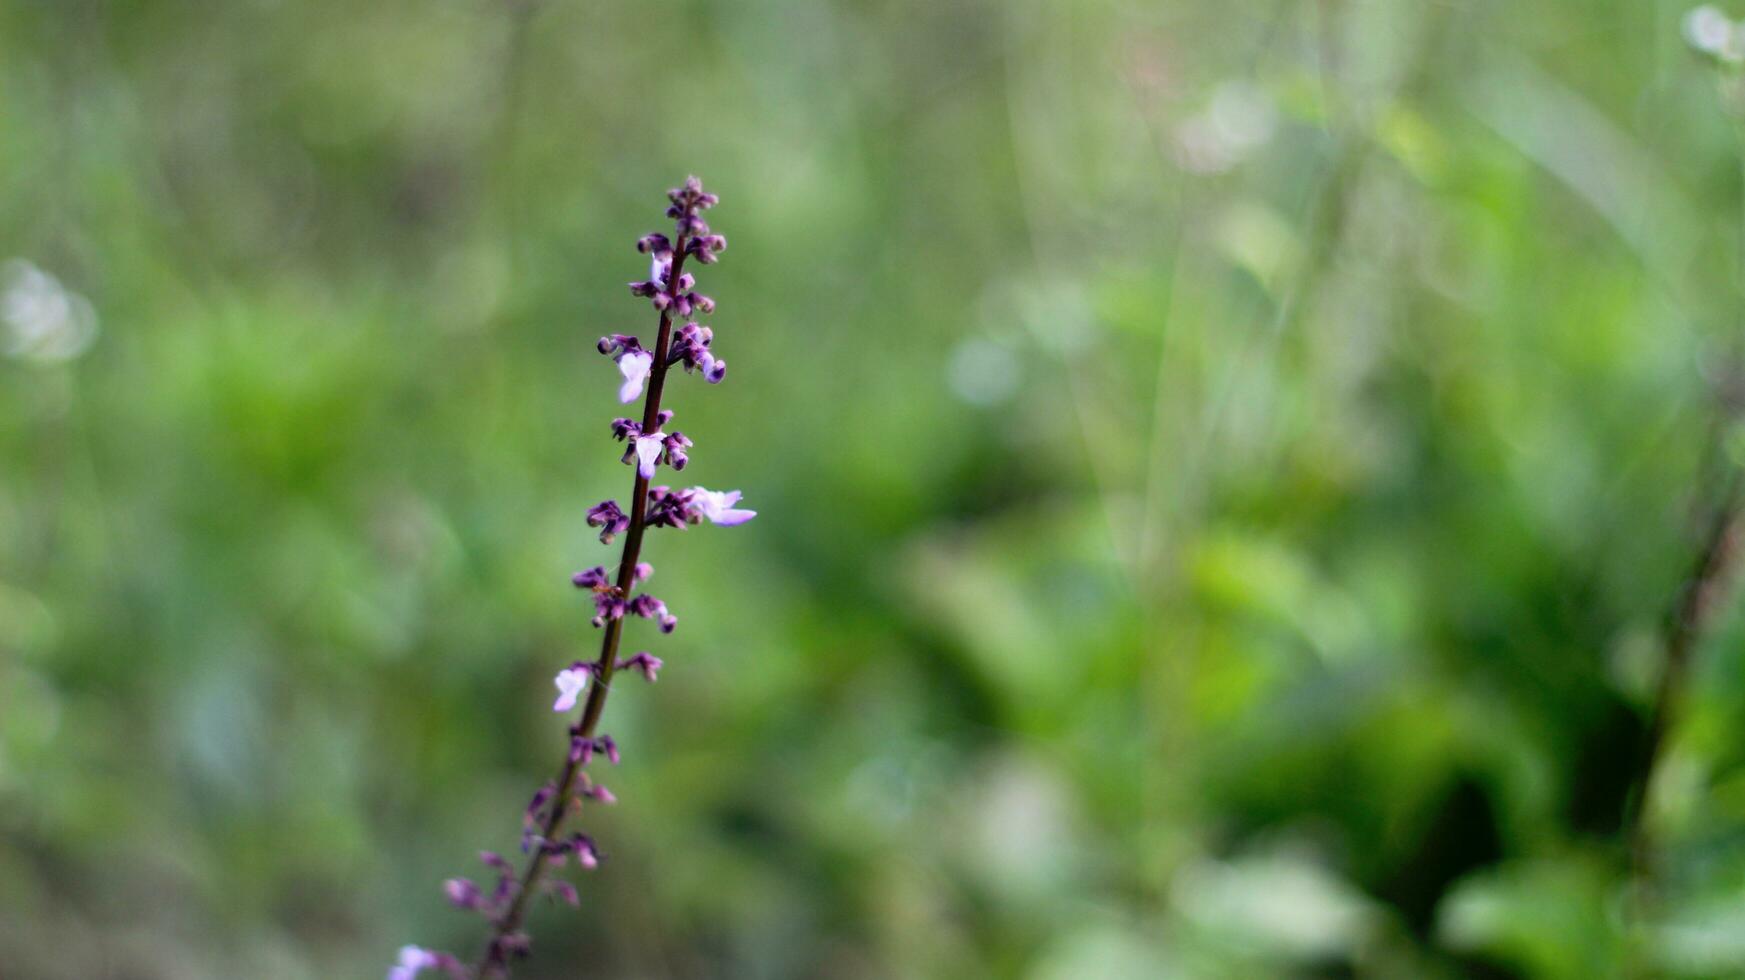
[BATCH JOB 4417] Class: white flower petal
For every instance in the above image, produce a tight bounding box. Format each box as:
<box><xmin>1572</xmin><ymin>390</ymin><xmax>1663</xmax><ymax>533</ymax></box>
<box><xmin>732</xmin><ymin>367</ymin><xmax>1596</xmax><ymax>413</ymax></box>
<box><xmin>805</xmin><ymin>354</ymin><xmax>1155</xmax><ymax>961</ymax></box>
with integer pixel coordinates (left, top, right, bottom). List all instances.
<box><xmin>635</xmin><ymin>435</ymin><xmax>665</xmax><ymax>478</ymax></box>
<box><xmin>553</xmin><ymin>668</ymin><xmax>590</xmax><ymax>712</ymax></box>
<box><xmin>617</xmin><ymin>351</ymin><xmax>653</xmax><ymax>404</ymax></box>
<box><xmin>686</xmin><ymin>486</ymin><xmax>756</xmax><ymax>526</ymax></box>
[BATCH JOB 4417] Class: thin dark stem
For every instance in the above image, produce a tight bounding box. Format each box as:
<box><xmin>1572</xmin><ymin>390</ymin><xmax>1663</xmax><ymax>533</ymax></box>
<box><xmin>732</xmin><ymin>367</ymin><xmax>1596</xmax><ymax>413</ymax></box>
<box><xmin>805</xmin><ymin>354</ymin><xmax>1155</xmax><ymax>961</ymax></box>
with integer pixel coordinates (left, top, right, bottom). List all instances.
<box><xmin>1623</xmin><ymin>118</ymin><xmax>1745</xmax><ymax>914</ymax></box>
<box><xmin>1626</xmin><ymin>468</ymin><xmax>1743</xmax><ymax>886</ymax></box>
<box><xmin>475</xmin><ymin>235</ymin><xmax>692</xmax><ymax>977</ymax></box>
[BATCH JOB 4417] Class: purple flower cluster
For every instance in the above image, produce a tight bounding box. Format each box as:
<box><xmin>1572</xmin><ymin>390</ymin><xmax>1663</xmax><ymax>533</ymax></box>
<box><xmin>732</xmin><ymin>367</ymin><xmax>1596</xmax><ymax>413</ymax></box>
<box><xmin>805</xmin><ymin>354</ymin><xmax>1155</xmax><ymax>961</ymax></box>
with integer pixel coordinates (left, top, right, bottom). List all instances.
<box><xmin>609</xmin><ymin>411</ymin><xmax>692</xmax><ymax>479</ymax></box>
<box><xmin>584</xmin><ymin>500</ymin><xmax>628</xmax><ymax>543</ymax></box>
<box><xmin>625</xmin><ymin>181</ymin><xmax>726</xmax><ymax>316</ymax></box>
<box><xmin>643</xmin><ymin>484</ymin><xmax>758</xmax><ymax>529</ymax></box>
<box><xmin>603</xmin><ymin>321</ymin><xmax>726</xmax><ymax>388</ymax></box>
<box><xmin>397</xmin><ymin>177</ymin><xmax>755</xmax><ymax>979</ymax></box>
<box><xmin>571</xmin><ymin>561</ymin><xmax>674</xmax><ymax>630</ymax></box>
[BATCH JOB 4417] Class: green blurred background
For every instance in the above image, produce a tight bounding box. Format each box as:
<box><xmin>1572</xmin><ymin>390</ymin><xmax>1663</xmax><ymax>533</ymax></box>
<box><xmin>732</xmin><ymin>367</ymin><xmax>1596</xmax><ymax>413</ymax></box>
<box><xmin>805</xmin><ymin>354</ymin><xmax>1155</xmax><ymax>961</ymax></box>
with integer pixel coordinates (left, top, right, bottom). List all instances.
<box><xmin>8</xmin><ymin>1</ymin><xmax>1745</xmax><ymax>976</ymax></box>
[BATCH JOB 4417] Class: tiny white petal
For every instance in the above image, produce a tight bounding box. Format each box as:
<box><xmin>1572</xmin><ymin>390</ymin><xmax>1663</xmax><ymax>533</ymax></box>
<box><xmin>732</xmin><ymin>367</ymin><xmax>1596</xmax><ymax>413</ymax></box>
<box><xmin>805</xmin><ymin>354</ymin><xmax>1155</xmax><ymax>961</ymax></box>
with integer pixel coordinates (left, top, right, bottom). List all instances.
<box><xmin>388</xmin><ymin>945</ymin><xmax>436</xmax><ymax>980</ymax></box>
<box><xmin>635</xmin><ymin>435</ymin><xmax>665</xmax><ymax>478</ymax></box>
<box><xmin>617</xmin><ymin>351</ymin><xmax>653</xmax><ymax>404</ymax></box>
<box><xmin>553</xmin><ymin>668</ymin><xmax>590</xmax><ymax>712</ymax></box>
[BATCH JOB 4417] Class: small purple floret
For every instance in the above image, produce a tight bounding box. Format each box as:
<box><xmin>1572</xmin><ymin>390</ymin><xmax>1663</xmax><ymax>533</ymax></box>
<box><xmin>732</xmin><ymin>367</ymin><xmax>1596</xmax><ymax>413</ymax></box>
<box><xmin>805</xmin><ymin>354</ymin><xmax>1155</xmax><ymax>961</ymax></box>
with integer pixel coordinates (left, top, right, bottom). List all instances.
<box><xmin>444</xmin><ymin>878</ymin><xmax>482</xmax><ymax>910</ymax></box>
<box><xmin>620</xmin><ymin>652</ymin><xmax>663</xmax><ymax>682</ymax></box>
<box><xmin>585</xmin><ymin>501</ymin><xmax>629</xmax><ymax>543</ymax></box>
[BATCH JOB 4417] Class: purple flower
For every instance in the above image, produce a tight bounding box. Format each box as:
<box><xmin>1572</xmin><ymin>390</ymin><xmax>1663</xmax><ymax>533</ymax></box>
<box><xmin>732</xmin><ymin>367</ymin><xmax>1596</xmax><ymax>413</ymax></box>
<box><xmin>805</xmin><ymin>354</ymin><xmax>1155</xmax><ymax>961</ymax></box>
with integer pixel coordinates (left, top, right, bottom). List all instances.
<box><xmin>687</xmin><ymin>486</ymin><xmax>757</xmax><ymax>526</ymax></box>
<box><xmin>547</xmin><ymin>880</ymin><xmax>580</xmax><ymax>906</ymax></box>
<box><xmin>525</xmin><ymin>783</ymin><xmax>555</xmax><ymax>827</ymax></box>
<box><xmin>570</xmin><ymin>833</ymin><xmax>601</xmax><ymax>869</ymax></box>
<box><xmin>669</xmin><ymin>175</ymin><xmax>718</xmax><ymax>210</ymax></box>
<box><xmin>689</xmin><ymin>234</ymin><xmax>727</xmax><ymax>264</ymax></box>
<box><xmin>585</xmin><ymin>501</ymin><xmax>629</xmax><ymax>544</ymax></box>
<box><xmin>589</xmin><ymin>589</ymin><xmax>627</xmax><ymax>627</ymax></box>
<box><xmin>596</xmin><ymin>334</ymin><xmax>642</xmax><ymax>357</ymax></box>
<box><xmin>669</xmin><ymin>321</ymin><xmax>710</xmax><ymax>359</ymax></box>
<box><xmin>571</xmin><ymin>566</ymin><xmax>609</xmax><ymax>589</ymax></box>
<box><xmin>553</xmin><ymin>666</ymin><xmax>590</xmax><ymax>712</ymax></box>
<box><xmin>628</xmin><ymin>593</ymin><xmax>677</xmax><ymax>632</ymax></box>
<box><xmin>490</xmin><ymin>868</ymin><xmax>518</xmax><ymax>907</ymax></box>
<box><xmin>644</xmin><ymin>485</ymin><xmax>696</xmax><ymax>529</ymax></box>
<box><xmin>666</xmin><ymin>322</ymin><xmax>728</xmax><ymax>385</ymax></box>
<box><xmin>567</xmin><ymin>734</ymin><xmax>619</xmax><ymax>767</ymax></box>
<box><xmin>620</xmin><ymin>652</ymin><xmax>663</xmax><ymax>682</ymax></box>
<box><xmin>547</xmin><ymin>830</ymin><xmax>603</xmax><ymax>868</ymax></box>
<box><xmin>574</xmin><ymin>571</ymin><xmax>629</xmax><ymax>626</ymax></box>
<box><xmin>663</xmin><ymin>431</ymin><xmax>691</xmax><ymax>471</ymax></box>
<box><xmin>445</xmin><ymin>878</ymin><xmax>483</xmax><ymax>910</ymax></box>
<box><xmin>491</xmin><ymin>932</ymin><xmax>532</xmax><ymax>960</ymax></box>
<box><xmin>388</xmin><ymin>946</ymin><xmax>461</xmax><ymax>980</ymax></box>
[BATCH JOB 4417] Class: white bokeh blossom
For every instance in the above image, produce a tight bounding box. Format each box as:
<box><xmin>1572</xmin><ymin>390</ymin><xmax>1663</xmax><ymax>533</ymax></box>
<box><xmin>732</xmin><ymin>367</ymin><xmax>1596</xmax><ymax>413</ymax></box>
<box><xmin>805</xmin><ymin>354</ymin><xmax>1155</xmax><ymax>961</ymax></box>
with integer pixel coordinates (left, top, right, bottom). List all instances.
<box><xmin>1</xmin><ymin>260</ymin><xmax>98</xmax><ymax>365</ymax></box>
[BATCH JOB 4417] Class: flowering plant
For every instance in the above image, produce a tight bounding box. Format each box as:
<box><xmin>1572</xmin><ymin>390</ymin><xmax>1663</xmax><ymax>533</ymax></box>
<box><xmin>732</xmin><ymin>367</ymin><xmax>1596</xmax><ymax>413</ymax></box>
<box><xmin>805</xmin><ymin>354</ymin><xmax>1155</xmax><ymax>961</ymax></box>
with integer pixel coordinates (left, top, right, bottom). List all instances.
<box><xmin>393</xmin><ymin>177</ymin><xmax>753</xmax><ymax>979</ymax></box>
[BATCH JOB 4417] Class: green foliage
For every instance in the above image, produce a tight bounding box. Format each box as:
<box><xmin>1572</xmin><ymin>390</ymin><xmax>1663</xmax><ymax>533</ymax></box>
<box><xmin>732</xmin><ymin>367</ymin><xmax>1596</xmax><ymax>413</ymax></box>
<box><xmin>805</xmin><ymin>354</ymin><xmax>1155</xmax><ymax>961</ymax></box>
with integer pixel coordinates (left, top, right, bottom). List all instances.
<box><xmin>4</xmin><ymin>0</ymin><xmax>1745</xmax><ymax>976</ymax></box>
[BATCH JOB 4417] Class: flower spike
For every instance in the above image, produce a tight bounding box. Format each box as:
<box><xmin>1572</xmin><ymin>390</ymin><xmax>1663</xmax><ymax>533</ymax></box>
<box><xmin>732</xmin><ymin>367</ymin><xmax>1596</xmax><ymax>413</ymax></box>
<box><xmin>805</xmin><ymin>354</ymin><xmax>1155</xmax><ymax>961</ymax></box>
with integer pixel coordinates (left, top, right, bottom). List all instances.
<box><xmin>405</xmin><ymin>177</ymin><xmax>754</xmax><ymax>979</ymax></box>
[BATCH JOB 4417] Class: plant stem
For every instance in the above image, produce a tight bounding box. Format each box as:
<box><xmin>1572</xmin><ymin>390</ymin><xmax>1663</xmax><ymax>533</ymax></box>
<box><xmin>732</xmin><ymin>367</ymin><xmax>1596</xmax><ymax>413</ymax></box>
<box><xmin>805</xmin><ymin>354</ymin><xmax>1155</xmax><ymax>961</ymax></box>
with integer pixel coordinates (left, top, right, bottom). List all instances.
<box><xmin>1627</xmin><ymin>468</ymin><xmax>1742</xmax><ymax>885</ymax></box>
<box><xmin>475</xmin><ymin>234</ymin><xmax>692</xmax><ymax>977</ymax></box>
<box><xmin>1624</xmin><ymin>118</ymin><xmax>1745</xmax><ymax>907</ymax></box>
